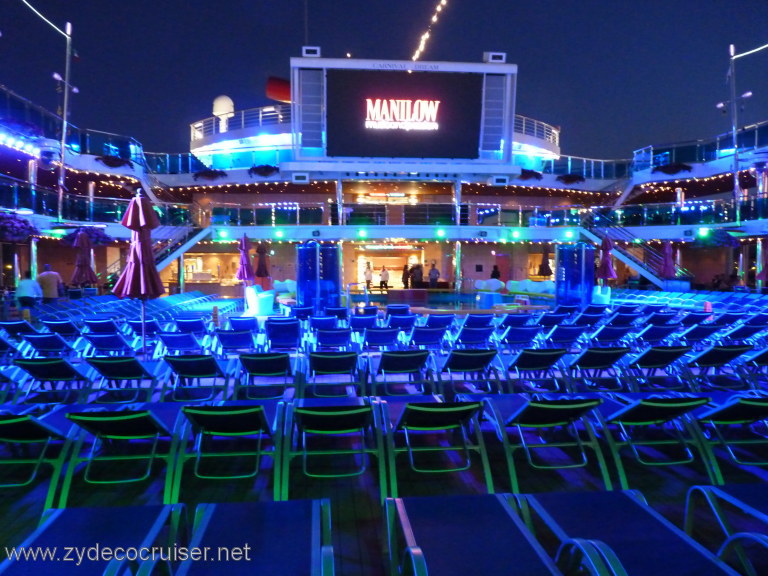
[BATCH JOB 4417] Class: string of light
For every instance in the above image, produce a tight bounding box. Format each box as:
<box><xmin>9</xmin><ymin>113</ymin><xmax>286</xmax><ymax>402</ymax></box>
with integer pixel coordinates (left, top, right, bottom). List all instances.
<box><xmin>412</xmin><ymin>0</ymin><xmax>448</xmax><ymax>61</ymax></box>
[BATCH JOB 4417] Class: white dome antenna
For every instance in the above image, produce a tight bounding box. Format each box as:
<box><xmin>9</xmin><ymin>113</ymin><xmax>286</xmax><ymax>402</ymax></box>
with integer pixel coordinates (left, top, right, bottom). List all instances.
<box><xmin>213</xmin><ymin>95</ymin><xmax>235</xmax><ymax>133</ymax></box>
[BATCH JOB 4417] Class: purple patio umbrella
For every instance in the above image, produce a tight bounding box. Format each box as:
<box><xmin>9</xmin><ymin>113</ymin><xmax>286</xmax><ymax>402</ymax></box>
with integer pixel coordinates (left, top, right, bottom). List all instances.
<box><xmin>112</xmin><ymin>192</ymin><xmax>165</xmax><ymax>356</ymax></box>
<box><xmin>235</xmin><ymin>234</ymin><xmax>254</xmax><ymax>295</ymax></box>
<box><xmin>597</xmin><ymin>236</ymin><xmax>617</xmax><ymax>282</ymax></box>
<box><xmin>661</xmin><ymin>241</ymin><xmax>677</xmax><ymax>279</ymax></box>
<box><xmin>70</xmin><ymin>229</ymin><xmax>98</xmax><ymax>287</ymax></box>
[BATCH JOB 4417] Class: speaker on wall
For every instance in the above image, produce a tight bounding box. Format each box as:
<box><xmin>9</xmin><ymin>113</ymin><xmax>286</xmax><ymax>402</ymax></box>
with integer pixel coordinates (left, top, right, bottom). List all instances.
<box><xmin>483</xmin><ymin>52</ymin><xmax>507</xmax><ymax>63</ymax></box>
<box><xmin>488</xmin><ymin>176</ymin><xmax>509</xmax><ymax>186</ymax></box>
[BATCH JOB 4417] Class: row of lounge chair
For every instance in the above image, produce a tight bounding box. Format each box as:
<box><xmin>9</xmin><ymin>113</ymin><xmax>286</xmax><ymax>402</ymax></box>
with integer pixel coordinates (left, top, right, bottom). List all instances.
<box><xmin>6</xmin><ymin>339</ymin><xmax>768</xmax><ymax>406</ymax></box>
<box><xmin>3</xmin><ymin>390</ymin><xmax>768</xmax><ymax>507</ymax></box>
<box><xmin>30</xmin><ymin>292</ymin><xmax>240</xmax><ymax>324</ymax></box>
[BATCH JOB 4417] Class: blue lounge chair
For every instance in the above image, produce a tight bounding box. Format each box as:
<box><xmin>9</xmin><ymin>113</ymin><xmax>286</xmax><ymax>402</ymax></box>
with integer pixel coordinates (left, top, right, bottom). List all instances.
<box><xmin>174</xmin><ymin>499</ymin><xmax>333</xmax><ymax>576</ymax></box>
<box><xmin>514</xmin><ymin>490</ymin><xmax>740</xmax><ymax>575</ymax></box>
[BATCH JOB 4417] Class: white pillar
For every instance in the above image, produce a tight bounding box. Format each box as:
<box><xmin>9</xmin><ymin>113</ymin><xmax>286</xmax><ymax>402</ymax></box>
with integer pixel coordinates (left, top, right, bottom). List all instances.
<box><xmin>88</xmin><ymin>181</ymin><xmax>96</xmax><ymax>222</ymax></box>
<box><xmin>454</xmin><ymin>241</ymin><xmax>462</xmax><ymax>294</ymax></box>
<box><xmin>336</xmin><ymin>179</ymin><xmax>344</xmax><ymax>225</ymax></box>
<box><xmin>454</xmin><ymin>180</ymin><xmax>462</xmax><ymax>225</ymax></box>
<box><xmin>739</xmin><ymin>244</ymin><xmax>748</xmax><ymax>285</ymax></box>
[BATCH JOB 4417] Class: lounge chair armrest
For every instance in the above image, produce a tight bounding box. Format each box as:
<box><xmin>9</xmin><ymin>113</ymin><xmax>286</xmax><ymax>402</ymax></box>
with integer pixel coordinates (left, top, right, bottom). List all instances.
<box><xmin>718</xmin><ymin>531</ymin><xmax>768</xmax><ymax>575</ymax></box>
<box><xmin>321</xmin><ymin>544</ymin><xmax>336</xmax><ymax>576</ymax></box>
<box><xmin>400</xmin><ymin>546</ymin><xmax>428</xmax><ymax>576</ymax></box>
<box><xmin>133</xmin><ymin>558</ymin><xmax>173</xmax><ymax>576</ymax></box>
<box><xmin>556</xmin><ymin>537</ymin><xmax>628</xmax><ymax>576</ymax></box>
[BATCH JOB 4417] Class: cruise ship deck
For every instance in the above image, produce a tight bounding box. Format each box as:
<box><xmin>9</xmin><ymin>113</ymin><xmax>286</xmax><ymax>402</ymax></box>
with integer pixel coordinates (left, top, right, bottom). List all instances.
<box><xmin>4</xmin><ymin>43</ymin><xmax>768</xmax><ymax>575</ymax></box>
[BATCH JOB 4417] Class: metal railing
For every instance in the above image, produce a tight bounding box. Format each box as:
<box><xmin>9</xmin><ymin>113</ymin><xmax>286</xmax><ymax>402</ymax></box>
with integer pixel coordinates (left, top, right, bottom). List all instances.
<box><xmin>190</xmin><ymin>106</ymin><xmax>290</xmax><ymax>142</ymax></box>
<box><xmin>207</xmin><ymin>201</ymin><xmax>326</xmax><ymax>227</ymax></box>
<box><xmin>632</xmin><ymin>119</ymin><xmax>768</xmax><ymax>172</ymax></box>
<box><xmin>8</xmin><ymin>173</ymin><xmax>768</xmax><ymax>236</ymax></box>
<box><xmin>513</xmin><ymin>114</ymin><xmax>560</xmax><ymax>147</ymax></box>
<box><xmin>0</xmin><ymin>178</ymin><xmax>191</xmax><ymax>226</ymax></box>
<box><xmin>581</xmin><ymin>210</ymin><xmax>692</xmax><ymax>280</ymax></box>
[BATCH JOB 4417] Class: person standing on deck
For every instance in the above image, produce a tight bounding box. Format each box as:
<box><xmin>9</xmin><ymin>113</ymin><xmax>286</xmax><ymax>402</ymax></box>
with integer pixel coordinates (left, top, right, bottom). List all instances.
<box><xmin>380</xmin><ymin>266</ymin><xmax>389</xmax><ymax>290</ymax></box>
<box><xmin>16</xmin><ymin>270</ymin><xmax>42</xmax><ymax>309</ymax></box>
<box><xmin>364</xmin><ymin>263</ymin><xmax>373</xmax><ymax>291</ymax></box>
<box><xmin>428</xmin><ymin>263</ymin><xmax>440</xmax><ymax>288</ymax></box>
<box><xmin>37</xmin><ymin>263</ymin><xmax>64</xmax><ymax>304</ymax></box>
<box><xmin>401</xmin><ymin>264</ymin><xmax>410</xmax><ymax>289</ymax></box>
<box><xmin>412</xmin><ymin>264</ymin><xmax>423</xmax><ymax>286</ymax></box>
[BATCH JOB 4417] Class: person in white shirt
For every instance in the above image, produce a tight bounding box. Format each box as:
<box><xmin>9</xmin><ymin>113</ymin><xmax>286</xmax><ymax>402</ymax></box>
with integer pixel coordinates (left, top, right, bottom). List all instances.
<box><xmin>16</xmin><ymin>270</ymin><xmax>43</xmax><ymax>309</ymax></box>
<box><xmin>379</xmin><ymin>266</ymin><xmax>389</xmax><ymax>289</ymax></box>
<box><xmin>364</xmin><ymin>263</ymin><xmax>373</xmax><ymax>290</ymax></box>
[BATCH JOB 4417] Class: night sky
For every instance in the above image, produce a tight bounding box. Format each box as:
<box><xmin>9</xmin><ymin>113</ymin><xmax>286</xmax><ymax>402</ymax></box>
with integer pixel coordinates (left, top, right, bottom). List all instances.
<box><xmin>3</xmin><ymin>0</ymin><xmax>768</xmax><ymax>159</ymax></box>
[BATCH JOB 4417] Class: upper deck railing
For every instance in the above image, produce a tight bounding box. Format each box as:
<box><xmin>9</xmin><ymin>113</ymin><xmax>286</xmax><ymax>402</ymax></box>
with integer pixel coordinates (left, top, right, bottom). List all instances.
<box><xmin>632</xmin><ymin>120</ymin><xmax>768</xmax><ymax>171</ymax></box>
<box><xmin>190</xmin><ymin>105</ymin><xmax>289</xmax><ymax>142</ymax></box>
<box><xmin>0</xmin><ymin>85</ymin><xmax>146</xmax><ymax>164</ymax></box>
<box><xmin>513</xmin><ymin>114</ymin><xmax>560</xmax><ymax>148</ymax></box>
<box><xmin>0</xmin><ymin>176</ymin><xmax>190</xmax><ymax>227</ymax></box>
<box><xmin>3</xmin><ymin>173</ymin><xmax>765</xmax><ymax>231</ymax></box>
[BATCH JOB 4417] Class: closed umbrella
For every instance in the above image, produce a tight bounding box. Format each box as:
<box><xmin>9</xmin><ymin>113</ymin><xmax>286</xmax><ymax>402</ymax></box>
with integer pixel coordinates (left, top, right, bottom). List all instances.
<box><xmin>661</xmin><ymin>241</ymin><xmax>677</xmax><ymax>279</ymax></box>
<box><xmin>538</xmin><ymin>246</ymin><xmax>553</xmax><ymax>277</ymax></box>
<box><xmin>112</xmin><ymin>192</ymin><xmax>165</xmax><ymax>356</ymax></box>
<box><xmin>597</xmin><ymin>236</ymin><xmax>617</xmax><ymax>282</ymax></box>
<box><xmin>70</xmin><ymin>229</ymin><xmax>98</xmax><ymax>287</ymax></box>
<box><xmin>255</xmin><ymin>242</ymin><xmax>270</xmax><ymax>289</ymax></box>
<box><xmin>235</xmin><ymin>234</ymin><xmax>254</xmax><ymax>296</ymax></box>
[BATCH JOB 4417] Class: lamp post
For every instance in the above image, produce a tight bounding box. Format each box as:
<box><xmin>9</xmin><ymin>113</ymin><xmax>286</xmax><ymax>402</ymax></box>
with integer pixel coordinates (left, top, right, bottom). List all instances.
<box><xmin>20</xmin><ymin>2</ymin><xmax>73</xmax><ymax>220</ymax></box>
<box><xmin>716</xmin><ymin>45</ymin><xmax>752</xmax><ymax>225</ymax></box>
<box><xmin>717</xmin><ymin>41</ymin><xmax>768</xmax><ymax>225</ymax></box>
<box><xmin>56</xmin><ymin>21</ymin><xmax>73</xmax><ymax>222</ymax></box>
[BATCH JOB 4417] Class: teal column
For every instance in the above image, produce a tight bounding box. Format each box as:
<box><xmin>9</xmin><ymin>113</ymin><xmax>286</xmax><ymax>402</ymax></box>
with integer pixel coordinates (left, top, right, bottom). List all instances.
<box><xmin>178</xmin><ymin>255</ymin><xmax>185</xmax><ymax>294</ymax></box>
<box><xmin>30</xmin><ymin>238</ymin><xmax>38</xmax><ymax>279</ymax></box>
<box><xmin>13</xmin><ymin>250</ymin><xmax>20</xmax><ymax>288</ymax></box>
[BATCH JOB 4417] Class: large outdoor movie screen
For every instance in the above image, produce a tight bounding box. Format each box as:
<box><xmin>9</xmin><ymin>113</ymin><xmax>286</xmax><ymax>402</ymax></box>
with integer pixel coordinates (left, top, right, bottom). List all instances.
<box><xmin>326</xmin><ymin>69</ymin><xmax>483</xmax><ymax>159</ymax></box>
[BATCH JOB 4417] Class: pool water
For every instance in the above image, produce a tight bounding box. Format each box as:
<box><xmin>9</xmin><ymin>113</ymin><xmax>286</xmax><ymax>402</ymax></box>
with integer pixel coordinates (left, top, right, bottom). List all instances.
<box><xmin>350</xmin><ymin>292</ymin><xmax>553</xmax><ymax>311</ymax></box>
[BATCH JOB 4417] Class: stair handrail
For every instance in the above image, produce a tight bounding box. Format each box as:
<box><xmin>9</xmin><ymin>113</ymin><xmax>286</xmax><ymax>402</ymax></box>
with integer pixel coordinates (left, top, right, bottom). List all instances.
<box><xmin>581</xmin><ymin>210</ymin><xmax>693</xmax><ymax>279</ymax></box>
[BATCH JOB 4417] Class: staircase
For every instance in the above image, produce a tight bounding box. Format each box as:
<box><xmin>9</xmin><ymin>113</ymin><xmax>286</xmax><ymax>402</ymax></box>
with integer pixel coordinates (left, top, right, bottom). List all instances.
<box><xmin>580</xmin><ymin>211</ymin><xmax>692</xmax><ymax>291</ymax></box>
<box><xmin>155</xmin><ymin>227</ymin><xmax>210</xmax><ymax>271</ymax></box>
<box><xmin>105</xmin><ymin>225</ymin><xmax>211</xmax><ymax>281</ymax></box>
